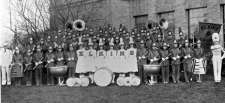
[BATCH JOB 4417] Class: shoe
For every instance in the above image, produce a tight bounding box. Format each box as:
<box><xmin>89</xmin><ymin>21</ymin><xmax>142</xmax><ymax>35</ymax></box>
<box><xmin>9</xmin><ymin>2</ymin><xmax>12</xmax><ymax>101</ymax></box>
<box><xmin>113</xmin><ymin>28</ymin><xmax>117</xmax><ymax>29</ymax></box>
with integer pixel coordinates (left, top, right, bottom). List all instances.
<box><xmin>2</xmin><ymin>81</ymin><xmax>6</xmax><ymax>86</ymax></box>
<box><xmin>7</xmin><ymin>82</ymin><xmax>11</xmax><ymax>86</ymax></box>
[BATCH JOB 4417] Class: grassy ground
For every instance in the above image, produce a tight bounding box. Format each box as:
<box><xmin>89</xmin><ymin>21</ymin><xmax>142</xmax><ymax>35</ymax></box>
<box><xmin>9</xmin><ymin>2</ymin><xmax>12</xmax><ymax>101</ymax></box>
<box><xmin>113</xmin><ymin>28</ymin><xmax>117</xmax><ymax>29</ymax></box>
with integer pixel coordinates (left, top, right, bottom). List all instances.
<box><xmin>2</xmin><ymin>76</ymin><xmax>225</xmax><ymax>103</ymax></box>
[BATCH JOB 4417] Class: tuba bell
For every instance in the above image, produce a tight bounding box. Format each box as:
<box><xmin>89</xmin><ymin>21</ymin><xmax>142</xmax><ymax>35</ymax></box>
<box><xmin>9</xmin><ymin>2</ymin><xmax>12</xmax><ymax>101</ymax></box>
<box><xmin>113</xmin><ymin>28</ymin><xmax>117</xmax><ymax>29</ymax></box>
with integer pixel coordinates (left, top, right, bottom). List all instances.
<box><xmin>73</xmin><ymin>19</ymin><xmax>85</xmax><ymax>31</ymax></box>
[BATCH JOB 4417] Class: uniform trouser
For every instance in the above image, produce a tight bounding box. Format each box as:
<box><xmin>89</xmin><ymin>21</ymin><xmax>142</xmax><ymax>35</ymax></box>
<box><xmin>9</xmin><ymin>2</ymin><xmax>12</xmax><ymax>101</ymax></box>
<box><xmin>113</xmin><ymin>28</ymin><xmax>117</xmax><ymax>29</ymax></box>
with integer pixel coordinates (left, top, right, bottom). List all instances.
<box><xmin>25</xmin><ymin>70</ymin><xmax>32</xmax><ymax>85</ymax></box>
<box><xmin>161</xmin><ymin>66</ymin><xmax>169</xmax><ymax>83</ymax></box>
<box><xmin>68</xmin><ymin>67</ymin><xmax>74</xmax><ymax>77</ymax></box>
<box><xmin>138</xmin><ymin>65</ymin><xmax>144</xmax><ymax>84</ymax></box>
<box><xmin>1</xmin><ymin>66</ymin><xmax>11</xmax><ymax>85</ymax></box>
<box><xmin>35</xmin><ymin>67</ymin><xmax>43</xmax><ymax>85</ymax></box>
<box><xmin>172</xmin><ymin>64</ymin><xmax>180</xmax><ymax>83</ymax></box>
<box><xmin>183</xmin><ymin>62</ymin><xmax>192</xmax><ymax>82</ymax></box>
<box><xmin>212</xmin><ymin>56</ymin><xmax>222</xmax><ymax>82</ymax></box>
<box><xmin>47</xmin><ymin>68</ymin><xmax>54</xmax><ymax>85</ymax></box>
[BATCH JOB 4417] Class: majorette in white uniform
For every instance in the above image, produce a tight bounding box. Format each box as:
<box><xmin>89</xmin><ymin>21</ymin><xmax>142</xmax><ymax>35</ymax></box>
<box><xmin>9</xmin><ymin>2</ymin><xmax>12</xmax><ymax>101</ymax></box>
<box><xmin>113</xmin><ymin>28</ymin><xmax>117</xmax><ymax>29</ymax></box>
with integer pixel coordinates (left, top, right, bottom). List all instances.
<box><xmin>76</xmin><ymin>37</ymin><xmax>88</xmax><ymax>73</ymax></box>
<box><xmin>116</xmin><ymin>38</ymin><xmax>127</xmax><ymax>73</ymax></box>
<box><xmin>106</xmin><ymin>38</ymin><xmax>117</xmax><ymax>71</ymax></box>
<box><xmin>96</xmin><ymin>38</ymin><xmax>107</xmax><ymax>68</ymax></box>
<box><xmin>126</xmin><ymin>37</ymin><xmax>138</xmax><ymax>72</ymax></box>
<box><xmin>211</xmin><ymin>33</ymin><xmax>225</xmax><ymax>83</ymax></box>
<box><xmin>86</xmin><ymin>38</ymin><xmax>97</xmax><ymax>72</ymax></box>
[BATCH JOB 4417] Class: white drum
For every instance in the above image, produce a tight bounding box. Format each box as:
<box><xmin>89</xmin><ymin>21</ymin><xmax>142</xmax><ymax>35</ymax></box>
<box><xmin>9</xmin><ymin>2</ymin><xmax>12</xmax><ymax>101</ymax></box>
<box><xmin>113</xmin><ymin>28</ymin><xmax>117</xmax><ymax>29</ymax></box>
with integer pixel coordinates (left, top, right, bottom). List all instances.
<box><xmin>130</xmin><ymin>76</ymin><xmax>141</xmax><ymax>86</ymax></box>
<box><xmin>116</xmin><ymin>76</ymin><xmax>126</xmax><ymax>86</ymax></box>
<box><xmin>66</xmin><ymin>77</ymin><xmax>76</xmax><ymax>87</ymax></box>
<box><xmin>94</xmin><ymin>67</ymin><xmax>113</xmax><ymax>87</ymax></box>
<box><xmin>80</xmin><ymin>77</ymin><xmax>90</xmax><ymax>87</ymax></box>
<box><xmin>66</xmin><ymin>77</ymin><xmax>81</xmax><ymax>87</ymax></box>
<box><xmin>193</xmin><ymin>58</ymin><xmax>206</xmax><ymax>74</ymax></box>
<box><xmin>124</xmin><ymin>77</ymin><xmax>132</xmax><ymax>86</ymax></box>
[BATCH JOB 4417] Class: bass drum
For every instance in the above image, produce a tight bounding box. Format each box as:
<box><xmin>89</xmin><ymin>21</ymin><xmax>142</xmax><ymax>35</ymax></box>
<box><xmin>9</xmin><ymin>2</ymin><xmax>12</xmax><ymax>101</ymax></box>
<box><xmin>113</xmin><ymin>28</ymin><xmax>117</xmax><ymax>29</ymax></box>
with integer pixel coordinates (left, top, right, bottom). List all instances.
<box><xmin>94</xmin><ymin>67</ymin><xmax>113</xmax><ymax>87</ymax></box>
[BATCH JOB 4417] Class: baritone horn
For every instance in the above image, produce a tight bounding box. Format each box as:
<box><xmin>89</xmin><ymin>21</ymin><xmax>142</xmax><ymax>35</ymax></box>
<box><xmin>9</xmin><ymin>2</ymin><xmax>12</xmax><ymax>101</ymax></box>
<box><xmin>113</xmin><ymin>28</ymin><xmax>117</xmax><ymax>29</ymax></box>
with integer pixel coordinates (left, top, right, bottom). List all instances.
<box><xmin>73</xmin><ymin>19</ymin><xmax>85</xmax><ymax>31</ymax></box>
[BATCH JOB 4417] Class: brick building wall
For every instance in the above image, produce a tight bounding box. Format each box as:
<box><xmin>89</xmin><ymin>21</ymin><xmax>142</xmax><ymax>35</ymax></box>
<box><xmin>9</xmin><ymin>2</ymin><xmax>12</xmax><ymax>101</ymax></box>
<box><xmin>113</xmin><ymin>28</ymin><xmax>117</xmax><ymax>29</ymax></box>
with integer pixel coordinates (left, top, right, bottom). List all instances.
<box><xmin>50</xmin><ymin>0</ymin><xmax>225</xmax><ymax>44</ymax></box>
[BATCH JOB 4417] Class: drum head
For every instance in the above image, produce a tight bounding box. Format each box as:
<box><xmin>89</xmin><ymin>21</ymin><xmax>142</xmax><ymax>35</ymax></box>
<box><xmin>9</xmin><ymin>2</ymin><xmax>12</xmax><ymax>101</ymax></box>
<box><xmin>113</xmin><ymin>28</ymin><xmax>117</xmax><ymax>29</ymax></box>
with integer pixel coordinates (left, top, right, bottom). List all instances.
<box><xmin>94</xmin><ymin>67</ymin><xmax>112</xmax><ymax>87</ymax></box>
<box><xmin>66</xmin><ymin>77</ymin><xmax>76</xmax><ymax>87</ymax></box>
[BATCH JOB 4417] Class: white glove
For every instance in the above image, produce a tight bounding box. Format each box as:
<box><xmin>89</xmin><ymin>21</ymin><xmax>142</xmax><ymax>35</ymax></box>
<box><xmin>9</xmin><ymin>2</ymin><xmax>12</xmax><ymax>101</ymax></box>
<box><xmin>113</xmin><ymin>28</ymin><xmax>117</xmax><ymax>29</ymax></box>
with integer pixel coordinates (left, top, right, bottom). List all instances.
<box><xmin>142</xmin><ymin>56</ymin><xmax>146</xmax><ymax>59</ymax></box>
<box><xmin>177</xmin><ymin>56</ymin><xmax>180</xmax><ymax>59</ymax></box>
<box><xmin>188</xmin><ymin>55</ymin><xmax>191</xmax><ymax>58</ymax></box>
<box><xmin>172</xmin><ymin>57</ymin><xmax>176</xmax><ymax>60</ymax></box>
<box><xmin>138</xmin><ymin>57</ymin><xmax>141</xmax><ymax>59</ymax></box>
<box><xmin>35</xmin><ymin>62</ymin><xmax>38</xmax><ymax>65</ymax></box>
<box><xmin>162</xmin><ymin>58</ymin><xmax>165</xmax><ymax>61</ymax></box>
<box><xmin>184</xmin><ymin>56</ymin><xmax>187</xmax><ymax>59</ymax></box>
<box><xmin>150</xmin><ymin>59</ymin><xmax>154</xmax><ymax>62</ymax></box>
<box><xmin>165</xmin><ymin>57</ymin><xmax>169</xmax><ymax>60</ymax></box>
<box><xmin>154</xmin><ymin>57</ymin><xmax>157</xmax><ymax>61</ymax></box>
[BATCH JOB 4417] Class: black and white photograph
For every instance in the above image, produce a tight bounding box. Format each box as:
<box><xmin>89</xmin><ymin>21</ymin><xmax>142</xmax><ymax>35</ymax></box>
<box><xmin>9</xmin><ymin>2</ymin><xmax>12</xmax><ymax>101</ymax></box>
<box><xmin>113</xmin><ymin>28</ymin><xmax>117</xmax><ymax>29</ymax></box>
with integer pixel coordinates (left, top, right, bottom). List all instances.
<box><xmin>1</xmin><ymin>0</ymin><xmax>225</xmax><ymax>103</ymax></box>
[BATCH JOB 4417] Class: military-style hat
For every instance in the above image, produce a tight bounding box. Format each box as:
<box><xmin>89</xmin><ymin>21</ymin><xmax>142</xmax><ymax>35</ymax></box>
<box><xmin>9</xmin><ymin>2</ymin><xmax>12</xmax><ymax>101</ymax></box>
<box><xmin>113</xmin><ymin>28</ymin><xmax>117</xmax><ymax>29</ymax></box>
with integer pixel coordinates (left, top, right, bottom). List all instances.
<box><xmin>140</xmin><ymin>40</ymin><xmax>144</xmax><ymax>44</ymax></box>
<box><xmin>129</xmin><ymin>37</ymin><xmax>134</xmax><ymax>44</ymax></box>
<box><xmin>78</xmin><ymin>37</ymin><xmax>83</xmax><ymax>45</ymax></box>
<box><xmin>152</xmin><ymin>42</ymin><xmax>156</xmax><ymax>47</ymax></box>
<box><xmin>119</xmin><ymin>38</ymin><xmax>124</xmax><ymax>45</ymax></box>
<box><xmin>197</xmin><ymin>40</ymin><xmax>201</xmax><ymax>44</ymax></box>
<box><xmin>48</xmin><ymin>46</ymin><xmax>53</xmax><ymax>50</ymax></box>
<box><xmin>163</xmin><ymin>42</ymin><xmax>167</xmax><ymax>47</ymax></box>
<box><xmin>88</xmin><ymin>38</ymin><xmax>93</xmax><ymax>46</ymax></box>
<box><xmin>99</xmin><ymin>38</ymin><xmax>104</xmax><ymax>46</ymax></box>
<box><xmin>110</xmin><ymin>38</ymin><xmax>114</xmax><ymax>46</ymax></box>
<box><xmin>173</xmin><ymin>40</ymin><xmax>178</xmax><ymax>44</ymax></box>
<box><xmin>36</xmin><ymin>45</ymin><xmax>41</xmax><ymax>49</ymax></box>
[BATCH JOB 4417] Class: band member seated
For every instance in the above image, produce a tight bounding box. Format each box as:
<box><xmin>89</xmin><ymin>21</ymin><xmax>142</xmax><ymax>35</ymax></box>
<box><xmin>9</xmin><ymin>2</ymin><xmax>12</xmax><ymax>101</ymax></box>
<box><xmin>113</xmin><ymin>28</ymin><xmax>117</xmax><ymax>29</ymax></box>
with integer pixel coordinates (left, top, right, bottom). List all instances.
<box><xmin>45</xmin><ymin>46</ymin><xmax>55</xmax><ymax>85</ymax></box>
<box><xmin>136</xmin><ymin>40</ymin><xmax>148</xmax><ymax>84</ymax></box>
<box><xmin>193</xmin><ymin>40</ymin><xmax>205</xmax><ymax>82</ymax></box>
<box><xmin>24</xmin><ymin>49</ymin><xmax>33</xmax><ymax>86</ymax></box>
<box><xmin>76</xmin><ymin>37</ymin><xmax>87</xmax><ymax>77</ymax></box>
<box><xmin>160</xmin><ymin>42</ymin><xmax>170</xmax><ymax>84</ymax></box>
<box><xmin>147</xmin><ymin>43</ymin><xmax>160</xmax><ymax>84</ymax></box>
<box><xmin>33</xmin><ymin>45</ymin><xmax>44</xmax><ymax>86</ymax></box>
<box><xmin>181</xmin><ymin>40</ymin><xmax>193</xmax><ymax>83</ymax></box>
<box><xmin>12</xmin><ymin>46</ymin><xmax>24</xmax><ymax>86</ymax></box>
<box><xmin>170</xmin><ymin>40</ymin><xmax>181</xmax><ymax>83</ymax></box>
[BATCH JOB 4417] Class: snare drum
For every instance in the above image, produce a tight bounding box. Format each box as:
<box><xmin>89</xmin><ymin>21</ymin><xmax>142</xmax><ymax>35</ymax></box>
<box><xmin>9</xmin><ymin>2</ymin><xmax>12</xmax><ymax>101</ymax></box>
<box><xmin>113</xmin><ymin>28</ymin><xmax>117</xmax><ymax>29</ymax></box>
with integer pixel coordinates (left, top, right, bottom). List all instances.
<box><xmin>93</xmin><ymin>67</ymin><xmax>113</xmax><ymax>87</ymax></box>
<box><xmin>193</xmin><ymin>58</ymin><xmax>206</xmax><ymax>74</ymax></box>
<box><xmin>11</xmin><ymin>63</ymin><xmax>23</xmax><ymax>77</ymax></box>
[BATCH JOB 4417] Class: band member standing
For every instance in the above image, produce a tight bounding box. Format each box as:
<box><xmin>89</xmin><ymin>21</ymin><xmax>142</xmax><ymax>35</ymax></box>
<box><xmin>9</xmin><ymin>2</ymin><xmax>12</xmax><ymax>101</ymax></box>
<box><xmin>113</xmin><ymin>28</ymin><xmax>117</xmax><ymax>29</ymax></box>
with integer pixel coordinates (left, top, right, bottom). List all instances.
<box><xmin>66</xmin><ymin>44</ymin><xmax>77</xmax><ymax>78</ymax></box>
<box><xmin>45</xmin><ymin>46</ymin><xmax>55</xmax><ymax>85</ymax></box>
<box><xmin>170</xmin><ymin>40</ymin><xmax>181</xmax><ymax>83</ymax></box>
<box><xmin>33</xmin><ymin>45</ymin><xmax>44</xmax><ymax>86</ymax></box>
<box><xmin>193</xmin><ymin>40</ymin><xmax>205</xmax><ymax>82</ymax></box>
<box><xmin>147</xmin><ymin>43</ymin><xmax>160</xmax><ymax>84</ymax></box>
<box><xmin>24</xmin><ymin>49</ymin><xmax>33</xmax><ymax>86</ymax></box>
<box><xmin>86</xmin><ymin>39</ymin><xmax>97</xmax><ymax>83</ymax></box>
<box><xmin>12</xmin><ymin>46</ymin><xmax>23</xmax><ymax>86</ymax></box>
<box><xmin>137</xmin><ymin>40</ymin><xmax>148</xmax><ymax>84</ymax></box>
<box><xmin>156</xmin><ymin>34</ymin><xmax>163</xmax><ymax>49</ymax></box>
<box><xmin>55</xmin><ymin>45</ymin><xmax>65</xmax><ymax>84</ymax></box>
<box><xmin>181</xmin><ymin>40</ymin><xmax>193</xmax><ymax>82</ymax></box>
<box><xmin>160</xmin><ymin>42</ymin><xmax>170</xmax><ymax>83</ymax></box>
<box><xmin>211</xmin><ymin>33</ymin><xmax>225</xmax><ymax>83</ymax></box>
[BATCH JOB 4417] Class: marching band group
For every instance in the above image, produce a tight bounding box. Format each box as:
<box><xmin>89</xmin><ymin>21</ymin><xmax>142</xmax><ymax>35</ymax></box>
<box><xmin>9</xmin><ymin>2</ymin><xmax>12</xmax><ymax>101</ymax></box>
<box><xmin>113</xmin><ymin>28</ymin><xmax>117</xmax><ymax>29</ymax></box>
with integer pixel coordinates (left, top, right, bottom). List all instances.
<box><xmin>1</xmin><ymin>21</ymin><xmax>219</xmax><ymax>87</ymax></box>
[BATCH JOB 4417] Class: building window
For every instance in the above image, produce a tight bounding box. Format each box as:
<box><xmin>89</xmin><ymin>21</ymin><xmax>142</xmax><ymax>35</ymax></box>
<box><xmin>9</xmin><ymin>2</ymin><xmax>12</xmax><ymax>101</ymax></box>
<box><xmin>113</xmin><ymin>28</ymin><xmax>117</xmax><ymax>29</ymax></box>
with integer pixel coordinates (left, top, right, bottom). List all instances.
<box><xmin>134</xmin><ymin>15</ymin><xmax>148</xmax><ymax>28</ymax></box>
<box><xmin>187</xmin><ymin>7</ymin><xmax>207</xmax><ymax>39</ymax></box>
